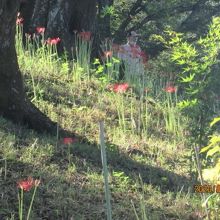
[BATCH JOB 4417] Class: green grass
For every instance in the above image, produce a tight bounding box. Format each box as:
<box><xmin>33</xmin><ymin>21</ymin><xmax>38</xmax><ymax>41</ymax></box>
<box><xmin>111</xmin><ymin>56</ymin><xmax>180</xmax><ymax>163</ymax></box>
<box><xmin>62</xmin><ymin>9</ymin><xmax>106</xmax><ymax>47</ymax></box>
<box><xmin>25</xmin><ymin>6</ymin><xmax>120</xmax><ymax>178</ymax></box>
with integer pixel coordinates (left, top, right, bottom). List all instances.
<box><xmin>0</xmin><ymin>29</ymin><xmax>208</xmax><ymax>219</ymax></box>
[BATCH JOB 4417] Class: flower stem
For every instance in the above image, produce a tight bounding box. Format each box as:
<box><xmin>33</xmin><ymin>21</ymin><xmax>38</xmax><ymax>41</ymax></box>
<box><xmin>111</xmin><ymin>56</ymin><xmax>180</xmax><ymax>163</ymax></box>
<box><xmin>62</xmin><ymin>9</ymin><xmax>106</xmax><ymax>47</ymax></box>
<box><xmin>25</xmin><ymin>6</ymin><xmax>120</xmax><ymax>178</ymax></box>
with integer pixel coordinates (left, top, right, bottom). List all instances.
<box><xmin>18</xmin><ymin>189</ymin><xmax>23</xmax><ymax>220</ymax></box>
<box><xmin>27</xmin><ymin>186</ymin><xmax>37</xmax><ymax>220</ymax></box>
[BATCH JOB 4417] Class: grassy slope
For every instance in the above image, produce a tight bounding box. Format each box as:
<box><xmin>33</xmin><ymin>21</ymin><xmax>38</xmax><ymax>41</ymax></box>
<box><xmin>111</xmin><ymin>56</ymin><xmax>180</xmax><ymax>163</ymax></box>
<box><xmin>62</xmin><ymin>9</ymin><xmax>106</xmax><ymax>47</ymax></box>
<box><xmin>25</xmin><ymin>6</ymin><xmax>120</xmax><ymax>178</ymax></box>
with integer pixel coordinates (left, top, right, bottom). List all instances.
<box><xmin>0</xmin><ymin>38</ymin><xmax>203</xmax><ymax>220</ymax></box>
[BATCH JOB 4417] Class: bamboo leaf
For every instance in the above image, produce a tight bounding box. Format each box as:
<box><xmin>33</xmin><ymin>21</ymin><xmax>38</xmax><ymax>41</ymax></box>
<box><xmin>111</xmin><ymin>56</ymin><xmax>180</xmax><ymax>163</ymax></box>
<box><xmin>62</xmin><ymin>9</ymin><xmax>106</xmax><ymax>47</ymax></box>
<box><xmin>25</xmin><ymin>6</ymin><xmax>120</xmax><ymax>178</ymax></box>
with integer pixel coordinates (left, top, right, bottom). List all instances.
<box><xmin>206</xmin><ymin>146</ymin><xmax>220</xmax><ymax>157</ymax></box>
<box><xmin>210</xmin><ymin>117</ymin><xmax>220</xmax><ymax>127</ymax></box>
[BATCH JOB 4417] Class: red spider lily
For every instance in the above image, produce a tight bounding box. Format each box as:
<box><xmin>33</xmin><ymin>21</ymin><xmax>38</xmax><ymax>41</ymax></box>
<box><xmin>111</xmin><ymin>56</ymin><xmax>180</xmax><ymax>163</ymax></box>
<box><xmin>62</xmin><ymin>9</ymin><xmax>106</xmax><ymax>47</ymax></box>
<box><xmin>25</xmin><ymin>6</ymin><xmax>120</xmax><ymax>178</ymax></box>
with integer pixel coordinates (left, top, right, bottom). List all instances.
<box><xmin>36</xmin><ymin>27</ymin><xmax>45</xmax><ymax>34</ymax></box>
<box><xmin>111</xmin><ymin>83</ymin><xmax>129</xmax><ymax>93</ymax></box>
<box><xmin>46</xmin><ymin>37</ymin><xmax>61</xmax><ymax>45</ymax></box>
<box><xmin>164</xmin><ymin>85</ymin><xmax>177</xmax><ymax>93</ymax></box>
<box><xmin>16</xmin><ymin>17</ymin><xmax>24</xmax><ymax>25</ymax></box>
<box><xmin>17</xmin><ymin>177</ymin><xmax>41</xmax><ymax>192</ymax></box>
<box><xmin>17</xmin><ymin>177</ymin><xmax>34</xmax><ymax>191</ymax></box>
<box><xmin>104</xmin><ymin>51</ymin><xmax>113</xmax><ymax>58</ymax></box>
<box><xmin>63</xmin><ymin>137</ymin><xmax>77</xmax><ymax>144</ymax></box>
<box><xmin>79</xmin><ymin>31</ymin><xmax>92</xmax><ymax>41</ymax></box>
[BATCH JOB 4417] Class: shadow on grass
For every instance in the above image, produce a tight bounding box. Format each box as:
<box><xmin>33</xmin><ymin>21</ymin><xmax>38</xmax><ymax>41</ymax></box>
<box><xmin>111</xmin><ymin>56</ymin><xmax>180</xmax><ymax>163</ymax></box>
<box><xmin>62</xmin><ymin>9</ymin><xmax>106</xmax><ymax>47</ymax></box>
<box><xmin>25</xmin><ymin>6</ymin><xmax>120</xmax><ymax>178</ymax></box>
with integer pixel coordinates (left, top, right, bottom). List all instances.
<box><xmin>1</xmin><ymin>158</ymin><xmax>194</xmax><ymax>220</ymax></box>
<box><xmin>0</xmin><ymin>117</ymin><xmax>199</xmax><ymax>219</ymax></box>
<box><xmin>0</xmin><ymin>115</ymin><xmax>195</xmax><ymax>194</ymax></box>
<box><xmin>67</xmin><ymin>140</ymin><xmax>195</xmax><ymax>193</ymax></box>
<box><xmin>43</xmin><ymin>120</ymin><xmax>195</xmax><ymax>194</ymax></box>
<box><xmin>0</xmin><ymin>159</ymin><xmax>132</xmax><ymax>220</ymax></box>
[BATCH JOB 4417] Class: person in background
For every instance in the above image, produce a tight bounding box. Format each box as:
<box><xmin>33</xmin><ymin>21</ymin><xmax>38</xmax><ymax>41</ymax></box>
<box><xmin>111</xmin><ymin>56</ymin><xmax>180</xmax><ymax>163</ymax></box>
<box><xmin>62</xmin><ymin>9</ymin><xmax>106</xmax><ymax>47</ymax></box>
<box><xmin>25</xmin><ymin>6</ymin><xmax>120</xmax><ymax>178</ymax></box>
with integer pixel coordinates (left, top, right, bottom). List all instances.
<box><xmin>117</xmin><ymin>31</ymin><xmax>148</xmax><ymax>81</ymax></box>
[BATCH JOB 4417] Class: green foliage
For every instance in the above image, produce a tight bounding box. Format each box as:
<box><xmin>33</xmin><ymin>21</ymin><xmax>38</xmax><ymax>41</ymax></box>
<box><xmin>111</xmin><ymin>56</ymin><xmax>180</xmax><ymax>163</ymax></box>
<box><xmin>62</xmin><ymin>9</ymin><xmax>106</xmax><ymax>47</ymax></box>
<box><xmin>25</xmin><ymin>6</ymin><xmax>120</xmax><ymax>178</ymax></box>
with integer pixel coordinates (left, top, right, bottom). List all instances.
<box><xmin>200</xmin><ymin>117</ymin><xmax>220</xmax><ymax>218</ymax></box>
<box><xmin>154</xmin><ymin>19</ymin><xmax>220</xmax><ymax>217</ymax></box>
<box><xmin>154</xmin><ymin>17</ymin><xmax>220</xmax><ymax>141</ymax></box>
<box><xmin>92</xmin><ymin>58</ymin><xmax>108</xmax><ymax>84</ymax></box>
<box><xmin>112</xmin><ymin>171</ymin><xmax>130</xmax><ymax>191</ymax></box>
<box><xmin>177</xmin><ymin>99</ymin><xmax>198</xmax><ymax>109</ymax></box>
<box><xmin>200</xmin><ymin>117</ymin><xmax>220</xmax><ymax>174</ymax></box>
<box><xmin>166</xmin><ymin>17</ymin><xmax>220</xmax><ymax>99</ymax></box>
<box><xmin>92</xmin><ymin>55</ymin><xmax>120</xmax><ymax>85</ymax></box>
<box><xmin>100</xmin><ymin>5</ymin><xmax>115</xmax><ymax>18</ymax></box>
<box><xmin>163</xmin><ymin>92</ymin><xmax>182</xmax><ymax>137</ymax></box>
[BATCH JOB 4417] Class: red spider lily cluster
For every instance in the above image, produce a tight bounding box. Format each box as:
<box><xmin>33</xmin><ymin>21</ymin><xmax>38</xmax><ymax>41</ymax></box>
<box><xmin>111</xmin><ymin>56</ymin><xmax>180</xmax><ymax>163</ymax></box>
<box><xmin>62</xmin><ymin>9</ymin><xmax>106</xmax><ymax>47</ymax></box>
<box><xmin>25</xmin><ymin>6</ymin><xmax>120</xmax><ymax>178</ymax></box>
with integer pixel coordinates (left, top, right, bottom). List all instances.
<box><xmin>17</xmin><ymin>177</ymin><xmax>40</xmax><ymax>192</ymax></box>
<box><xmin>108</xmin><ymin>83</ymin><xmax>129</xmax><ymax>93</ymax></box>
<box><xmin>63</xmin><ymin>137</ymin><xmax>77</xmax><ymax>144</ymax></box>
<box><xmin>36</xmin><ymin>27</ymin><xmax>45</xmax><ymax>34</ymax></box>
<box><xmin>164</xmin><ymin>85</ymin><xmax>177</xmax><ymax>93</ymax></box>
<box><xmin>107</xmin><ymin>83</ymin><xmax>177</xmax><ymax>94</ymax></box>
<box><xmin>46</xmin><ymin>37</ymin><xmax>61</xmax><ymax>45</ymax></box>
<box><xmin>79</xmin><ymin>31</ymin><xmax>92</xmax><ymax>41</ymax></box>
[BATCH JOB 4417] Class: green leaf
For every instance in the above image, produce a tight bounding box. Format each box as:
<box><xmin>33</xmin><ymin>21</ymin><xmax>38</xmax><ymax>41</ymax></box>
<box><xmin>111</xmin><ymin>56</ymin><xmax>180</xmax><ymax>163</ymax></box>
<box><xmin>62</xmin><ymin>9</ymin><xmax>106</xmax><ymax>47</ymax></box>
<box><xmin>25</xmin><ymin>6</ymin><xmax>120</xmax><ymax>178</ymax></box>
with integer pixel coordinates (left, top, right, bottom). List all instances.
<box><xmin>101</xmin><ymin>5</ymin><xmax>115</xmax><ymax>18</ymax></box>
<box><xmin>209</xmin><ymin>135</ymin><xmax>220</xmax><ymax>145</ymax></box>
<box><xmin>112</xmin><ymin>57</ymin><xmax>120</xmax><ymax>64</ymax></box>
<box><xmin>180</xmin><ymin>73</ymin><xmax>195</xmax><ymax>83</ymax></box>
<box><xmin>106</xmin><ymin>62</ymin><xmax>113</xmax><ymax>68</ymax></box>
<box><xmin>177</xmin><ymin>99</ymin><xmax>198</xmax><ymax>109</ymax></box>
<box><xmin>200</xmin><ymin>145</ymin><xmax>212</xmax><ymax>153</ymax></box>
<box><xmin>210</xmin><ymin>117</ymin><xmax>220</xmax><ymax>127</ymax></box>
<box><xmin>93</xmin><ymin>58</ymin><xmax>100</xmax><ymax>65</ymax></box>
<box><xmin>185</xmin><ymin>87</ymin><xmax>199</xmax><ymax>95</ymax></box>
<box><xmin>95</xmin><ymin>65</ymin><xmax>104</xmax><ymax>74</ymax></box>
<box><xmin>207</xmin><ymin>146</ymin><xmax>220</xmax><ymax>157</ymax></box>
<box><xmin>177</xmin><ymin>59</ymin><xmax>186</xmax><ymax>65</ymax></box>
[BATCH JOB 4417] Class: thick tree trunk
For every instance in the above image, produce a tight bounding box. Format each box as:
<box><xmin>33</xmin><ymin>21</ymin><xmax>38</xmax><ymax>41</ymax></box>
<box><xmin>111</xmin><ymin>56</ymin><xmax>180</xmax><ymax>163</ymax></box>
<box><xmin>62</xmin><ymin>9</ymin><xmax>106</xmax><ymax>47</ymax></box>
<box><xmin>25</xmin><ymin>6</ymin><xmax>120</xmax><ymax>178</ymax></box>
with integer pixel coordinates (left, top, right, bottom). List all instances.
<box><xmin>0</xmin><ymin>0</ymin><xmax>57</xmax><ymax>133</ymax></box>
<box><xmin>0</xmin><ymin>0</ymin><xmax>25</xmax><ymax>123</ymax></box>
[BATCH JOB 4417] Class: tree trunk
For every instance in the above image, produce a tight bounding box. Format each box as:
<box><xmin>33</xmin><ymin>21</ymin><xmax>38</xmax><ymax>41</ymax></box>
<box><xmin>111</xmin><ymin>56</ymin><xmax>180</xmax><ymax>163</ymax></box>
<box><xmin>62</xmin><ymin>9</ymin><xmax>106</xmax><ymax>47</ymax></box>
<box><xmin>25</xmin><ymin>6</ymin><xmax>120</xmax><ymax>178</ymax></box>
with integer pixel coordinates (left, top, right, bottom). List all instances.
<box><xmin>0</xmin><ymin>0</ymin><xmax>57</xmax><ymax>133</ymax></box>
<box><xmin>0</xmin><ymin>0</ymin><xmax>25</xmax><ymax>123</ymax></box>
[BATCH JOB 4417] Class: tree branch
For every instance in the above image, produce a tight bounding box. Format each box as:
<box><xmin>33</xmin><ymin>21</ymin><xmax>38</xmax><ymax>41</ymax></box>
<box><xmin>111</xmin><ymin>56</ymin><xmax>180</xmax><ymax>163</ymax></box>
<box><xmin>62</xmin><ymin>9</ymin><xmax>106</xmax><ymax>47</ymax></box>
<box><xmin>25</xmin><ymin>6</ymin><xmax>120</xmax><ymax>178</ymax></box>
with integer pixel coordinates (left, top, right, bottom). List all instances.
<box><xmin>114</xmin><ymin>0</ymin><xmax>143</xmax><ymax>41</ymax></box>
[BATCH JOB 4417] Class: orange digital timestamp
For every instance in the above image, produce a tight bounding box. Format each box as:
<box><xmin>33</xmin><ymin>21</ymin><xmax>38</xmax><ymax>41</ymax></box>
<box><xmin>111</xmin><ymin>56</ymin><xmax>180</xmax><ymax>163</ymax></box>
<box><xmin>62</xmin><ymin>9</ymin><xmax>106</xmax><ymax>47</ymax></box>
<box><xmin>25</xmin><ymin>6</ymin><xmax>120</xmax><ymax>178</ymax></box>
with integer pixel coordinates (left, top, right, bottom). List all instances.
<box><xmin>194</xmin><ymin>184</ymin><xmax>220</xmax><ymax>193</ymax></box>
